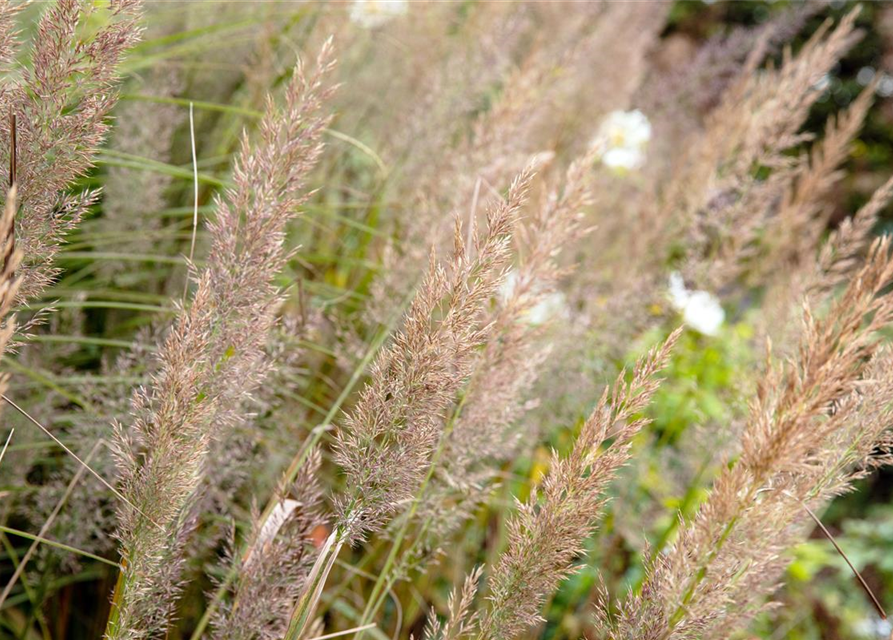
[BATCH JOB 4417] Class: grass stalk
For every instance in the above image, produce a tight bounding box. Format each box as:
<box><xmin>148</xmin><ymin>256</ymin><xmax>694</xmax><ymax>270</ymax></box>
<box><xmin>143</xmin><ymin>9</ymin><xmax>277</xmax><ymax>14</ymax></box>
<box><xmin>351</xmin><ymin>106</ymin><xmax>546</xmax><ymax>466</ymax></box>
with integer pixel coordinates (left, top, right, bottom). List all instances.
<box><xmin>284</xmin><ymin>529</ymin><xmax>346</xmax><ymax>640</ymax></box>
<box><xmin>356</xmin><ymin>391</ymin><xmax>469</xmax><ymax>635</ymax></box>
<box><xmin>189</xmin><ymin>309</ymin><xmax>407</xmax><ymax>640</ymax></box>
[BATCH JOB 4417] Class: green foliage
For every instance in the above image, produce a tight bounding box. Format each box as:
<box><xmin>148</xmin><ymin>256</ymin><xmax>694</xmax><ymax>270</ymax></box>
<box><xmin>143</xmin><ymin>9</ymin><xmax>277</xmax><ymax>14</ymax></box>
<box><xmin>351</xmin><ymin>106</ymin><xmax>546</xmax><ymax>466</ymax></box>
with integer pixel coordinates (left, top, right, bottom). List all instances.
<box><xmin>637</xmin><ymin>321</ymin><xmax>755</xmax><ymax>445</ymax></box>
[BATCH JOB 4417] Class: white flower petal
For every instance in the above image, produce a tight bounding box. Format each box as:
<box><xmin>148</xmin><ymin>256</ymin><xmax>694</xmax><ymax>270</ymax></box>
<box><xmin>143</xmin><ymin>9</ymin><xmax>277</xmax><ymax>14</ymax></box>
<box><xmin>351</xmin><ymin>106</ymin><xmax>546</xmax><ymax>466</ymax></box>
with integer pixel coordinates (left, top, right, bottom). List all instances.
<box><xmin>591</xmin><ymin>109</ymin><xmax>652</xmax><ymax>174</ymax></box>
<box><xmin>667</xmin><ymin>272</ymin><xmax>724</xmax><ymax>336</ymax></box>
<box><xmin>682</xmin><ymin>291</ymin><xmax>725</xmax><ymax>336</ymax></box>
<box><xmin>500</xmin><ymin>269</ymin><xmax>568</xmax><ymax>326</ymax></box>
<box><xmin>499</xmin><ymin>269</ymin><xmax>521</xmax><ymax>302</ymax></box>
<box><xmin>527</xmin><ymin>292</ymin><xmax>568</xmax><ymax>326</ymax></box>
<box><xmin>602</xmin><ymin>146</ymin><xmax>645</xmax><ymax>172</ymax></box>
<box><xmin>350</xmin><ymin>0</ymin><xmax>408</xmax><ymax>28</ymax></box>
<box><xmin>667</xmin><ymin>271</ymin><xmax>690</xmax><ymax>309</ymax></box>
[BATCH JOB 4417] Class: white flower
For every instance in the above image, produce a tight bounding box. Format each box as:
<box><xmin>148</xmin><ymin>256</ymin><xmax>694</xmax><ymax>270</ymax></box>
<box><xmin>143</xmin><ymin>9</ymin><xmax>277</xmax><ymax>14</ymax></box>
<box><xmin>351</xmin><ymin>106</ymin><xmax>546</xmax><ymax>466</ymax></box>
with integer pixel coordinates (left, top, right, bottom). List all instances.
<box><xmin>500</xmin><ymin>270</ymin><xmax>568</xmax><ymax>326</ymax></box>
<box><xmin>682</xmin><ymin>291</ymin><xmax>725</xmax><ymax>336</ymax></box>
<box><xmin>601</xmin><ymin>146</ymin><xmax>646</xmax><ymax>172</ymax></box>
<box><xmin>591</xmin><ymin>109</ymin><xmax>652</xmax><ymax>174</ymax></box>
<box><xmin>668</xmin><ymin>271</ymin><xmax>689</xmax><ymax>309</ymax></box>
<box><xmin>599</xmin><ymin>110</ymin><xmax>652</xmax><ymax>148</ymax></box>
<box><xmin>499</xmin><ymin>269</ymin><xmax>522</xmax><ymax>302</ymax></box>
<box><xmin>350</xmin><ymin>0</ymin><xmax>408</xmax><ymax>28</ymax></box>
<box><xmin>527</xmin><ymin>291</ymin><xmax>569</xmax><ymax>326</ymax></box>
<box><xmin>667</xmin><ymin>272</ymin><xmax>724</xmax><ymax>336</ymax></box>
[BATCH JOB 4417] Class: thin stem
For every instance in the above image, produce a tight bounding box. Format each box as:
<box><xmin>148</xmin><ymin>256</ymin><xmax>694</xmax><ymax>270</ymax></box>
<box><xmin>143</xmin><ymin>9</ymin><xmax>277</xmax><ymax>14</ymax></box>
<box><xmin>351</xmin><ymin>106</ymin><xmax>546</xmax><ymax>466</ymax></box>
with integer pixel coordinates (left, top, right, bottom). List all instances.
<box><xmin>1</xmin><ymin>394</ymin><xmax>163</xmax><ymax>531</ymax></box>
<box><xmin>666</xmin><ymin>512</ymin><xmax>742</xmax><ymax>633</ymax></box>
<box><xmin>357</xmin><ymin>394</ymin><xmax>467</xmax><ymax>634</ymax></box>
<box><xmin>284</xmin><ymin>530</ymin><xmax>346</xmax><ymax>640</ymax></box>
<box><xmin>305</xmin><ymin>623</ymin><xmax>376</xmax><ymax>640</ymax></box>
<box><xmin>635</xmin><ymin>457</ymin><xmax>712</xmax><ymax>593</ymax></box>
<box><xmin>185</xmin><ymin>101</ymin><xmax>199</xmax><ymax>299</ymax></box>
<box><xmin>0</xmin><ymin>428</ymin><xmax>13</xmax><ymax>467</ymax></box>
<box><xmin>7</xmin><ymin>110</ymin><xmax>15</xmax><ymax>275</ymax></box>
<box><xmin>0</xmin><ymin>525</ymin><xmax>120</xmax><ymax>568</ymax></box>
<box><xmin>285</xmin><ymin>323</ymin><xmax>395</xmax><ymax>489</ymax></box>
<box><xmin>9</xmin><ymin>110</ymin><xmax>15</xmax><ymax>188</ymax></box>
<box><xmin>0</xmin><ymin>533</ymin><xmax>52</xmax><ymax>639</ymax></box>
<box><xmin>0</xmin><ymin>441</ymin><xmax>101</xmax><ymax>607</ymax></box>
<box><xmin>189</xmin><ymin>308</ymin><xmax>406</xmax><ymax>640</ymax></box>
<box><xmin>802</xmin><ymin>501</ymin><xmax>886</xmax><ymax>620</ymax></box>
